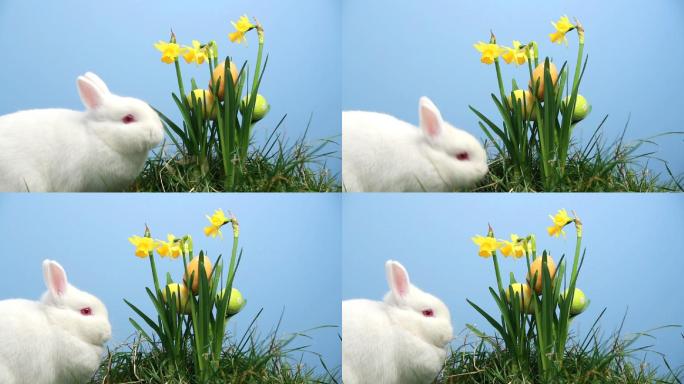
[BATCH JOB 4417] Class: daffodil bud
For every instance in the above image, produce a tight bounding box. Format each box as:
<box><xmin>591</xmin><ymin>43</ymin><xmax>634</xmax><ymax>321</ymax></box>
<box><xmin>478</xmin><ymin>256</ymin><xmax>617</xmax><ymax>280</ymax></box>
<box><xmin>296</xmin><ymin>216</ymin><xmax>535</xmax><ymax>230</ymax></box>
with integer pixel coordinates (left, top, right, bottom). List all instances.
<box><xmin>529</xmin><ymin>41</ymin><xmax>539</xmax><ymax>60</ymax></box>
<box><xmin>207</xmin><ymin>40</ymin><xmax>219</xmax><ymax>60</ymax></box>
<box><xmin>183</xmin><ymin>235</ymin><xmax>193</xmax><ymax>254</ymax></box>
<box><xmin>240</xmin><ymin>94</ymin><xmax>270</xmax><ymax>123</ymax></box>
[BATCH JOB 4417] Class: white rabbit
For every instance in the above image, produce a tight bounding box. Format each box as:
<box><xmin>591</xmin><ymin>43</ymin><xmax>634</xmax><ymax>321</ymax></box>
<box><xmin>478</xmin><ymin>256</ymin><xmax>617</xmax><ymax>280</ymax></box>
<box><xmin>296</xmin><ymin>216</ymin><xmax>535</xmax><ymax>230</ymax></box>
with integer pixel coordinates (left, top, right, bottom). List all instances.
<box><xmin>0</xmin><ymin>72</ymin><xmax>164</xmax><ymax>192</ymax></box>
<box><xmin>343</xmin><ymin>97</ymin><xmax>488</xmax><ymax>192</ymax></box>
<box><xmin>342</xmin><ymin>260</ymin><xmax>453</xmax><ymax>384</ymax></box>
<box><xmin>0</xmin><ymin>260</ymin><xmax>111</xmax><ymax>384</ymax></box>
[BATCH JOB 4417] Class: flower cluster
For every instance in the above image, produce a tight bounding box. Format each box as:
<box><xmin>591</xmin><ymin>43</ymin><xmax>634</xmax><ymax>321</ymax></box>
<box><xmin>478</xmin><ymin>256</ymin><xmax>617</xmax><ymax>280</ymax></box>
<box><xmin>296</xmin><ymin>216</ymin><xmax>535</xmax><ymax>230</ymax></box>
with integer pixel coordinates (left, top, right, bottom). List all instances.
<box><xmin>126</xmin><ymin>209</ymin><xmax>245</xmax><ymax>319</ymax></box>
<box><xmin>470</xmin><ymin>209</ymin><xmax>588</xmax><ymax>319</ymax></box>
<box><xmin>473</xmin><ymin>38</ymin><xmax>535</xmax><ymax>66</ymax></box>
<box><xmin>154</xmin><ymin>36</ymin><xmax>213</xmax><ymax>66</ymax></box>
<box><xmin>129</xmin><ymin>233</ymin><xmax>187</xmax><ymax>259</ymax></box>
<box><xmin>472</xmin><ymin>233</ymin><xmax>532</xmax><ymax>259</ymax></box>
<box><xmin>128</xmin><ymin>209</ymin><xmax>234</xmax><ymax>259</ymax></box>
<box><xmin>153</xmin><ymin>14</ymin><xmax>260</xmax><ymax>65</ymax></box>
<box><xmin>152</xmin><ymin>14</ymin><xmax>270</xmax><ymax>125</ymax></box>
<box><xmin>472</xmin><ymin>209</ymin><xmax>579</xmax><ymax>258</ymax></box>
<box><xmin>473</xmin><ymin>15</ymin><xmax>581</xmax><ymax>65</ymax></box>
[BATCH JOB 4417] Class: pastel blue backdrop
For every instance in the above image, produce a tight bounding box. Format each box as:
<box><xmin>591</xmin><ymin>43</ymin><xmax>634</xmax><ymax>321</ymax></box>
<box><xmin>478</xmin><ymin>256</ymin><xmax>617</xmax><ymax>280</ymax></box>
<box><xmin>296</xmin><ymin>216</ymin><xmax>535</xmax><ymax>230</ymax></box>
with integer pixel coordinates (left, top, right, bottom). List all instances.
<box><xmin>0</xmin><ymin>194</ymin><xmax>341</xmax><ymax>375</ymax></box>
<box><xmin>0</xmin><ymin>0</ymin><xmax>341</xmax><ymax>175</ymax></box>
<box><xmin>342</xmin><ymin>194</ymin><xmax>684</xmax><ymax>375</ymax></box>
<box><xmin>342</xmin><ymin>0</ymin><xmax>684</xmax><ymax>179</ymax></box>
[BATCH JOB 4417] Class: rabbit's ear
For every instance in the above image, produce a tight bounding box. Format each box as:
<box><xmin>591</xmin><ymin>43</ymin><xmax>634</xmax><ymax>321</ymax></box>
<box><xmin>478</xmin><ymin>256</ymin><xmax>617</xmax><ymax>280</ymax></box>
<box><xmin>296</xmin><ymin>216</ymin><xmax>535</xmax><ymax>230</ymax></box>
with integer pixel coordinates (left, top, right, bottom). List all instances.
<box><xmin>418</xmin><ymin>96</ymin><xmax>444</xmax><ymax>139</ymax></box>
<box><xmin>386</xmin><ymin>260</ymin><xmax>411</xmax><ymax>300</ymax></box>
<box><xmin>43</xmin><ymin>260</ymin><xmax>68</xmax><ymax>297</ymax></box>
<box><xmin>77</xmin><ymin>76</ymin><xmax>105</xmax><ymax>110</ymax></box>
<box><xmin>83</xmin><ymin>72</ymin><xmax>111</xmax><ymax>94</ymax></box>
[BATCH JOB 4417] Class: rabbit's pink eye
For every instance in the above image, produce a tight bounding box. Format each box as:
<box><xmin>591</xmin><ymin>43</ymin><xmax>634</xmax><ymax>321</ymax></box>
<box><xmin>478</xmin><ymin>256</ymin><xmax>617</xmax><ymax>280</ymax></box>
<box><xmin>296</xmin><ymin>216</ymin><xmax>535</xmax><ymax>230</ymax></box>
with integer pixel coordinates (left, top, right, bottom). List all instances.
<box><xmin>422</xmin><ymin>309</ymin><xmax>434</xmax><ymax>317</ymax></box>
<box><xmin>122</xmin><ymin>114</ymin><xmax>136</xmax><ymax>124</ymax></box>
<box><xmin>455</xmin><ymin>152</ymin><xmax>469</xmax><ymax>161</ymax></box>
<box><xmin>80</xmin><ymin>307</ymin><xmax>92</xmax><ymax>316</ymax></box>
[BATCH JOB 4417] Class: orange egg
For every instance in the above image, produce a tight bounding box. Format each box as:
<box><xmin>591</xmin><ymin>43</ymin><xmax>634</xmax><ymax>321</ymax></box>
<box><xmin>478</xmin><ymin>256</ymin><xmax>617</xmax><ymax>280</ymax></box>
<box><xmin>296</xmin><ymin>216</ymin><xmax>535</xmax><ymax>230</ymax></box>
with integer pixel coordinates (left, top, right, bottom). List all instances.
<box><xmin>526</xmin><ymin>255</ymin><xmax>557</xmax><ymax>295</ymax></box>
<box><xmin>209</xmin><ymin>61</ymin><xmax>238</xmax><ymax>101</ymax></box>
<box><xmin>529</xmin><ymin>62</ymin><xmax>558</xmax><ymax>100</ymax></box>
<box><xmin>183</xmin><ymin>256</ymin><xmax>213</xmax><ymax>295</ymax></box>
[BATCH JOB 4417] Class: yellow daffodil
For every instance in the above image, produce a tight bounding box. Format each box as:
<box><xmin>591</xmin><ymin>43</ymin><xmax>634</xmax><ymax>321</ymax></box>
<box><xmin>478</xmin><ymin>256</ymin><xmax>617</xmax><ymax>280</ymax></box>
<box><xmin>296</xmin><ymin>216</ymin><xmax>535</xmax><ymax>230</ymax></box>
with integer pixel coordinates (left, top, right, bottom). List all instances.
<box><xmin>154</xmin><ymin>41</ymin><xmax>181</xmax><ymax>64</ymax></box>
<box><xmin>229</xmin><ymin>30</ymin><xmax>246</xmax><ymax>44</ymax></box>
<box><xmin>156</xmin><ymin>234</ymin><xmax>182</xmax><ymax>259</ymax></box>
<box><xmin>182</xmin><ymin>40</ymin><xmax>208</xmax><ymax>65</ymax></box>
<box><xmin>547</xmin><ymin>209</ymin><xmax>573</xmax><ymax>237</ymax></box>
<box><xmin>233</xmin><ymin>15</ymin><xmax>254</xmax><ymax>32</ymax></box>
<box><xmin>204</xmin><ymin>209</ymin><xmax>229</xmax><ymax>238</ymax></box>
<box><xmin>549</xmin><ymin>15</ymin><xmax>575</xmax><ymax>45</ymax></box>
<box><xmin>129</xmin><ymin>235</ymin><xmax>156</xmax><ymax>258</ymax></box>
<box><xmin>472</xmin><ymin>235</ymin><xmax>502</xmax><ymax>258</ymax></box>
<box><xmin>473</xmin><ymin>41</ymin><xmax>505</xmax><ymax>64</ymax></box>
<box><xmin>500</xmin><ymin>234</ymin><xmax>526</xmax><ymax>258</ymax></box>
<box><xmin>229</xmin><ymin>15</ymin><xmax>255</xmax><ymax>44</ymax></box>
<box><xmin>502</xmin><ymin>41</ymin><xmax>528</xmax><ymax>66</ymax></box>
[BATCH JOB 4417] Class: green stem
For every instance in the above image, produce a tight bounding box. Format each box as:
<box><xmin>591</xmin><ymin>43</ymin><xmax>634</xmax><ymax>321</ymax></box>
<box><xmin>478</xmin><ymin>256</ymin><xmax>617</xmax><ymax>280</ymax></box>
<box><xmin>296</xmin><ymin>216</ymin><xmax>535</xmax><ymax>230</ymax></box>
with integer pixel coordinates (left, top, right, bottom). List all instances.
<box><xmin>492</xmin><ymin>253</ymin><xmax>504</xmax><ymax>295</ymax></box>
<box><xmin>559</xmin><ymin>41</ymin><xmax>585</xmax><ymax>172</ymax></box>
<box><xmin>227</xmin><ymin>232</ymin><xmax>239</xmax><ymax>285</ymax></box>
<box><xmin>148</xmin><ymin>254</ymin><xmax>161</xmax><ymax>296</ymax></box>
<box><xmin>174</xmin><ymin>60</ymin><xmax>186</xmax><ymax>100</ymax></box>
<box><xmin>494</xmin><ymin>59</ymin><xmax>507</xmax><ymax>103</ymax></box>
<box><xmin>241</xmin><ymin>39</ymin><xmax>264</xmax><ymax>162</ymax></box>
<box><xmin>569</xmin><ymin>232</ymin><xmax>582</xmax><ymax>283</ymax></box>
<box><xmin>556</xmin><ymin>225</ymin><xmax>583</xmax><ymax>362</ymax></box>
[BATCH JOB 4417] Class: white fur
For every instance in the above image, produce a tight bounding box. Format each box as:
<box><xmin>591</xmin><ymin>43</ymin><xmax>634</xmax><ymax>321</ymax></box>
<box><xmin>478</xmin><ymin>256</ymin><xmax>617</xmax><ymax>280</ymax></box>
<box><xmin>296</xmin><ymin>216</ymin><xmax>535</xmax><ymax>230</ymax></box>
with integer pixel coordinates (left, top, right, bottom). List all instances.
<box><xmin>0</xmin><ymin>72</ymin><xmax>164</xmax><ymax>191</ymax></box>
<box><xmin>0</xmin><ymin>260</ymin><xmax>111</xmax><ymax>384</ymax></box>
<box><xmin>343</xmin><ymin>97</ymin><xmax>488</xmax><ymax>192</ymax></box>
<box><xmin>342</xmin><ymin>260</ymin><xmax>453</xmax><ymax>384</ymax></box>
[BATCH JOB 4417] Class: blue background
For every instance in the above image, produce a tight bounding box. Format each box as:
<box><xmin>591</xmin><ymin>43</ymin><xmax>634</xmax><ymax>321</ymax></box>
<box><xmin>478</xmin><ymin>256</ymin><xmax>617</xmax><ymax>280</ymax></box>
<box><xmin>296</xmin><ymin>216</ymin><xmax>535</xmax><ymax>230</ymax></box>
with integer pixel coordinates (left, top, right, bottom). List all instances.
<box><xmin>342</xmin><ymin>194</ymin><xmax>684</xmax><ymax>376</ymax></box>
<box><xmin>0</xmin><ymin>0</ymin><xmax>341</xmax><ymax>176</ymax></box>
<box><xmin>342</xmin><ymin>0</ymin><xmax>684</xmax><ymax>179</ymax></box>
<box><xmin>0</xmin><ymin>194</ymin><xmax>341</xmax><ymax>375</ymax></box>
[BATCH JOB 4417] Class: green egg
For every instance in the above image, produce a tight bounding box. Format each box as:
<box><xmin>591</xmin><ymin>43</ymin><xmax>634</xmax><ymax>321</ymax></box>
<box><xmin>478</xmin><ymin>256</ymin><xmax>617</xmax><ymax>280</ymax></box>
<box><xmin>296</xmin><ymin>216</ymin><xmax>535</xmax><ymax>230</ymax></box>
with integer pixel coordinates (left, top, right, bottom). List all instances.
<box><xmin>240</xmin><ymin>94</ymin><xmax>270</xmax><ymax>123</ymax></box>
<box><xmin>562</xmin><ymin>94</ymin><xmax>591</xmax><ymax>122</ymax></box>
<box><xmin>561</xmin><ymin>288</ymin><xmax>588</xmax><ymax>315</ymax></box>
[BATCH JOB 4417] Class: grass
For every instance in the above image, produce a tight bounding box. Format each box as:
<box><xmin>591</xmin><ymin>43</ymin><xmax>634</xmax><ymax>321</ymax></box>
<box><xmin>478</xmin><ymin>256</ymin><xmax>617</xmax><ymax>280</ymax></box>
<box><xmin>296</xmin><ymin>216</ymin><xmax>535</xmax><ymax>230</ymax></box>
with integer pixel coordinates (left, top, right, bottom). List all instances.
<box><xmin>438</xmin><ymin>319</ymin><xmax>683</xmax><ymax>384</ymax></box>
<box><xmin>469</xmin><ymin>121</ymin><xmax>683</xmax><ymax>192</ymax></box>
<box><xmin>89</xmin><ymin>312</ymin><xmax>340</xmax><ymax>384</ymax></box>
<box><xmin>129</xmin><ymin>119</ymin><xmax>340</xmax><ymax>192</ymax></box>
